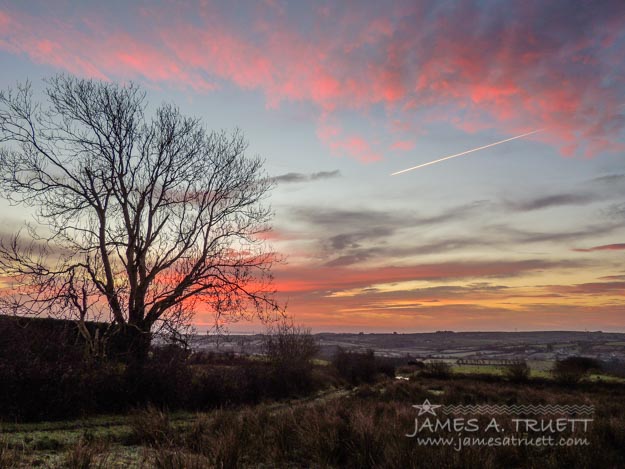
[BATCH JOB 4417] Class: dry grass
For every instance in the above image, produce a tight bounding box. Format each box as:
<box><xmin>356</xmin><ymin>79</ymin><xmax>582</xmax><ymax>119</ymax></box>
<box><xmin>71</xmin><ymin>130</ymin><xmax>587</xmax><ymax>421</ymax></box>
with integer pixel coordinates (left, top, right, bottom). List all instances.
<box><xmin>0</xmin><ymin>438</ymin><xmax>24</xmax><ymax>468</ymax></box>
<box><xmin>150</xmin><ymin>447</ymin><xmax>211</xmax><ymax>469</ymax></box>
<box><xmin>128</xmin><ymin>405</ymin><xmax>176</xmax><ymax>447</ymax></box>
<box><xmin>161</xmin><ymin>377</ymin><xmax>625</xmax><ymax>468</ymax></box>
<box><xmin>62</xmin><ymin>437</ymin><xmax>110</xmax><ymax>469</ymax></box>
<box><xmin>4</xmin><ymin>374</ymin><xmax>625</xmax><ymax>468</ymax></box>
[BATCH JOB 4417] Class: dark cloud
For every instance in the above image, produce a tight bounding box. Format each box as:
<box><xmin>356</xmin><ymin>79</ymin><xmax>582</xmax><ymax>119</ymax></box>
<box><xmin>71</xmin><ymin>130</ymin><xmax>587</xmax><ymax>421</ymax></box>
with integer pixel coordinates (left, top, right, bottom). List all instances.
<box><xmin>272</xmin><ymin>173</ymin><xmax>308</xmax><ymax>183</ymax></box>
<box><xmin>274</xmin><ymin>258</ymin><xmax>588</xmax><ymax>294</ymax></box>
<box><xmin>417</xmin><ymin>201</ymin><xmax>493</xmax><ymax>225</ymax></box>
<box><xmin>500</xmin><ymin>172</ymin><xmax>625</xmax><ymax>214</ymax></box>
<box><xmin>292</xmin><ymin>208</ymin><xmax>412</xmax><ymax>260</ymax></box>
<box><xmin>606</xmin><ymin>203</ymin><xmax>625</xmax><ymax>219</ymax></box>
<box><xmin>404</xmin><ymin>238</ymin><xmax>488</xmax><ymax>256</ymax></box>
<box><xmin>505</xmin><ymin>193</ymin><xmax>599</xmax><ymax>212</ymax></box>
<box><xmin>272</xmin><ymin>170</ymin><xmax>340</xmax><ymax>184</ymax></box>
<box><xmin>599</xmin><ymin>274</ymin><xmax>625</xmax><ymax>281</ymax></box>
<box><xmin>325</xmin><ymin>252</ymin><xmax>379</xmax><ymax>267</ymax></box>
<box><xmin>328</xmin><ymin>227</ymin><xmax>394</xmax><ymax>250</ymax></box>
<box><xmin>573</xmin><ymin>243</ymin><xmax>625</xmax><ymax>252</ymax></box>
<box><xmin>295</xmin><ymin>201</ymin><xmax>488</xmax><ymax>236</ymax></box>
<box><xmin>293</xmin><ymin>208</ymin><xmax>403</xmax><ymax>228</ymax></box>
<box><xmin>495</xmin><ymin>223</ymin><xmax>621</xmax><ymax>244</ymax></box>
<box><xmin>548</xmin><ymin>281</ymin><xmax>625</xmax><ymax>295</ymax></box>
<box><xmin>293</xmin><ymin>196</ymin><xmax>622</xmax><ymax>267</ymax></box>
<box><xmin>292</xmin><ymin>202</ymin><xmax>492</xmax><ymax>266</ymax></box>
<box><xmin>323</xmin><ymin>237</ymin><xmax>487</xmax><ymax>267</ymax></box>
<box><xmin>592</xmin><ymin>174</ymin><xmax>625</xmax><ymax>184</ymax></box>
<box><xmin>310</xmin><ymin>170</ymin><xmax>340</xmax><ymax>180</ymax></box>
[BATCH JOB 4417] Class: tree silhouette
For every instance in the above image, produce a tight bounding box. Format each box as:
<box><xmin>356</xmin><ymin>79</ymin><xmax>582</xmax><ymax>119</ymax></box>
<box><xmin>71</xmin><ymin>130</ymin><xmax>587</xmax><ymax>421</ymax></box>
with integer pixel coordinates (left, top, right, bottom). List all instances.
<box><xmin>0</xmin><ymin>74</ymin><xmax>279</xmax><ymax>361</ymax></box>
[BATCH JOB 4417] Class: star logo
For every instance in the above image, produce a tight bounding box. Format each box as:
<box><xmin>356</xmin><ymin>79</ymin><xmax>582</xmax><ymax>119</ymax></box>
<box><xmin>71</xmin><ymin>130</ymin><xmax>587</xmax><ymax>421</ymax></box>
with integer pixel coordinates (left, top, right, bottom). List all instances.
<box><xmin>412</xmin><ymin>399</ymin><xmax>442</xmax><ymax>416</ymax></box>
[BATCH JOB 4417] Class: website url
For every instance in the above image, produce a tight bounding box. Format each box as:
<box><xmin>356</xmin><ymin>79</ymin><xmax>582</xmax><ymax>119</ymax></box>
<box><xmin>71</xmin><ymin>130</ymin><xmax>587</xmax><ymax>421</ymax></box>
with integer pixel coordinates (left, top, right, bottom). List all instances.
<box><xmin>410</xmin><ymin>436</ymin><xmax>590</xmax><ymax>451</ymax></box>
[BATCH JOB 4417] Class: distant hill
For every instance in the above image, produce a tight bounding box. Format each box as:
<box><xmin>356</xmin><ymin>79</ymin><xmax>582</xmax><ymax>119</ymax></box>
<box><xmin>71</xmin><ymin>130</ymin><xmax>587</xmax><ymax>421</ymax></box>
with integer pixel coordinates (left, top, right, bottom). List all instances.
<box><xmin>189</xmin><ymin>330</ymin><xmax>625</xmax><ymax>362</ymax></box>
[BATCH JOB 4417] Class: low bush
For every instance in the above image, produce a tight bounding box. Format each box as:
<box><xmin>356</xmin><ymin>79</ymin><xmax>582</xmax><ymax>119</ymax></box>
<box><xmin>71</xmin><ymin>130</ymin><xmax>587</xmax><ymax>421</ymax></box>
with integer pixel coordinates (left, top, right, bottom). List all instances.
<box><xmin>421</xmin><ymin>361</ymin><xmax>452</xmax><ymax>379</ymax></box>
<box><xmin>333</xmin><ymin>348</ymin><xmax>396</xmax><ymax>385</ymax></box>
<box><xmin>505</xmin><ymin>361</ymin><xmax>531</xmax><ymax>382</ymax></box>
<box><xmin>553</xmin><ymin>356</ymin><xmax>600</xmax><ymax>385</ymax></box>
<box><xmin>263</xmin><ymin>321</ymin><xmax>320</xmax><ymax>397</ymax></box>
<box><xmin>600</xmin><ymin>359</ymin><xmax>625</xmax><ymax>378</ymax></box>
<box><xmin>0</xmin><ymin>336</ymin><xmax>334</xmax><ymax>422</ymax></box>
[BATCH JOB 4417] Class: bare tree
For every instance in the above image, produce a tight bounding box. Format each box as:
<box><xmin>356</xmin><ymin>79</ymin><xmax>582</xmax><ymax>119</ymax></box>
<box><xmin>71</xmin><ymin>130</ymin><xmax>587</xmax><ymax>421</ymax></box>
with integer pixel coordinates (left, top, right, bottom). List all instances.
<box><xmin>263</xmin><ymin>319</ymin><xmax>319</xmax><ymax>368</ymax></box>
<box><xmin>263</xmin><ymin>319</ymin><xmax>319</xmax><ymax>394</ymax></box>
<box><xmin>0</xmin><ymin>74</ymin><xmax>279</xmax><ymax>361</ymax></box>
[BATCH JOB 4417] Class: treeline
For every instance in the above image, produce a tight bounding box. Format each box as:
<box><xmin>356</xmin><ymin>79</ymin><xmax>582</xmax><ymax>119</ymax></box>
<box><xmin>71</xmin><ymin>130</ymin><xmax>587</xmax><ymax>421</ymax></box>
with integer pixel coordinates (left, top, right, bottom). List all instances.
<box><xmin>0</xmin><ymin>317</ymin><xmax>316</xmax><ymax>421</ymax></box>
<box><xmin>0</xmin><ymin>316</ymin><xmax>401</xmax><ymax>421</ymax></box>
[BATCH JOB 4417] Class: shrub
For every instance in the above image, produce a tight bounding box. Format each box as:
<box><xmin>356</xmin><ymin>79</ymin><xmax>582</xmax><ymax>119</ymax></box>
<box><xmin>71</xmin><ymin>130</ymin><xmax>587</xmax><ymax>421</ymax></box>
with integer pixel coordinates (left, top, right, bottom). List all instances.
<box><xmin>505</xmin><ymin>361</ymin><xmax>531</xmax><ymax>382</ymax></box>
<box><xmin>333</xmin><ymin>348</ymin><xmax>395</xmax><ymax>384</ymax></box>
<box><xmin>0</xmin><ymin>317</ymin><xmax>327</xmax><ymax>421</ymax></box>
<box><xmin>421</xmin><ymin>361</ymin><xmax>452</xmax><ymax>379</ymax></box>
<box><xmin>333</xmin><ymin>348</ymin><xmax>376</xmax><ymax>384</ymax></box>
<box><xmin>600</xmin><ymin>359</ymin><xmax>625</xmax><ymax>378</ymax></box>
<box><xmin>553</xmin><ymin>356</ymin><xmax>600</xmax><ymax>385</ymax></box>
<box><xmin>376</xmin><ymin>356</ymin><xmax>398</xmax><ymax>379</ymax></box>
<box><xmin>263</xmin><ymin>321</ymin><xmax>319</xmax><ymax>396</ymax></box>
<box><xmin>0</xmin><ymin>356</ymin><xmax>128</xmax><ymax>421</ymax></box>
<box><xmin>126</xmin><ymin>348</ymin><xmax>193</xmax><ymax>409</ymax></box>
<box><xmin>263</xmin><ymin>321</ymin><xmax>319</xmax><ymax>368</ymax></box>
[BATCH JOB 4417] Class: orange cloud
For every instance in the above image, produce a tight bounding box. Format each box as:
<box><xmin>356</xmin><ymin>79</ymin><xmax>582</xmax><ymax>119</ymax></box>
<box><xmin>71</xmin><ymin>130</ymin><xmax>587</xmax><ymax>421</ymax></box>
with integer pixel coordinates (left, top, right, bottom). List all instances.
<box><xmin>273</xmin><ymin>259</ymin><xmax>571</xmax><ymax>294</ymax></box>
<box><xmin>273</xmin><ymin>287</ymin><xmax>625</xmax><ymax>332</ymax></box>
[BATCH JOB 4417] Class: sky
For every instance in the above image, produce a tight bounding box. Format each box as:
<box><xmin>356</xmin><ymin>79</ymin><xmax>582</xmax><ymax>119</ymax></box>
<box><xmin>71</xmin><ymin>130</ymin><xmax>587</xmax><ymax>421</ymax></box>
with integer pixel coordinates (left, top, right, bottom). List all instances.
<box><xmin>0</xmin><ymin>0</ymin><xmax>624</xmax><ymax>332</ymax></box>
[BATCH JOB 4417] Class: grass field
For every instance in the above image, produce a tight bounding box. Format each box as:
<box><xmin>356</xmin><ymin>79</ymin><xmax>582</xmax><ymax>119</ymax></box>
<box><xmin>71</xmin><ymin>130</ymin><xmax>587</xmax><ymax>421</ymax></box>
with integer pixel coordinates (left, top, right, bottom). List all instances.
<box><xmin>448</xmin><ymin>361</ymin><xmax>625</xmax><ymax>382</ymax></box>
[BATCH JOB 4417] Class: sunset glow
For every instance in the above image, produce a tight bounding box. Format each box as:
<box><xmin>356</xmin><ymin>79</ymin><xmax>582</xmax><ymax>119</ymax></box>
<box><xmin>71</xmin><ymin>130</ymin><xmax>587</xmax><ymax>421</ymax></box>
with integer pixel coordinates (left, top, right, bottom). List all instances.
<box><xmin>0</xmin><ymin>0</ymin><xmax>624</xmax><ymax>332</ymax></box>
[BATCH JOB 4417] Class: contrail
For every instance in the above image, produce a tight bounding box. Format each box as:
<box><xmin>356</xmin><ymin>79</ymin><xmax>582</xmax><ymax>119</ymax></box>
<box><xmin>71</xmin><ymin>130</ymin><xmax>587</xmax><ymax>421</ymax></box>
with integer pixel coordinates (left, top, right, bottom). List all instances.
<box><xmin>391</xmin><ymin>129</ymin><xmax>543</xmax><ymax>176</ymax></box>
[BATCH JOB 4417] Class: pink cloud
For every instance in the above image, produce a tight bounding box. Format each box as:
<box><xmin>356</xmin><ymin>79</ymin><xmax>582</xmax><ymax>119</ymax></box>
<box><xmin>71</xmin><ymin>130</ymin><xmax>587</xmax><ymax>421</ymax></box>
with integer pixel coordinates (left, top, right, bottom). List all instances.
<box><xmin>316</xmin><ymin>115</ymin><xmax>382</xmax><ymax>163</ymax></box>
<box><xmin>329</xmin><ymin>136</ymin><xmax>381</xmax><ymax>163</ymax></box>
<box><xmin>390</xmin><ymin>140</ymin><xmax>415</xmax><ymax>151</ymax></box>
<box><xmin>0</xmin><ymin>2</ymin><xmax>624</xmax><ymax>161</ymax></box>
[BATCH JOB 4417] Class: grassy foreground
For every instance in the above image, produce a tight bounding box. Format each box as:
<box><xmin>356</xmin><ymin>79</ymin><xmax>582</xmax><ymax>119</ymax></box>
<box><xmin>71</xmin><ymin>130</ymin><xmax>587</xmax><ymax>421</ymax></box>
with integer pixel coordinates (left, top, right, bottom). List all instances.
<box><xmin>1</xmin><ymin>371</ymin><xmax>624</xmax><ymax>469</ymax></box>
